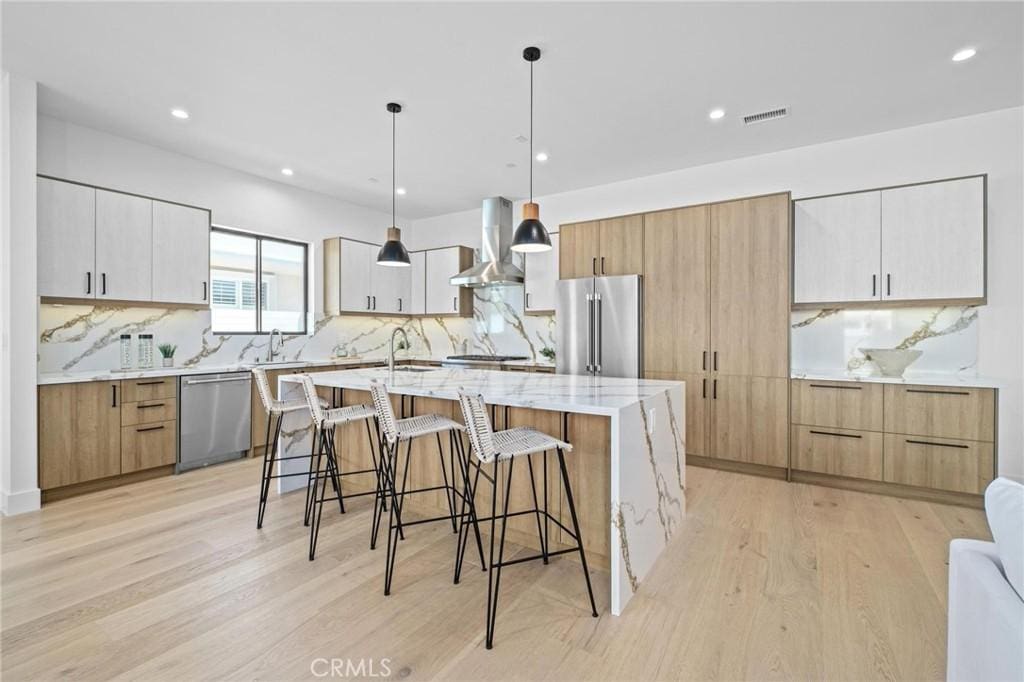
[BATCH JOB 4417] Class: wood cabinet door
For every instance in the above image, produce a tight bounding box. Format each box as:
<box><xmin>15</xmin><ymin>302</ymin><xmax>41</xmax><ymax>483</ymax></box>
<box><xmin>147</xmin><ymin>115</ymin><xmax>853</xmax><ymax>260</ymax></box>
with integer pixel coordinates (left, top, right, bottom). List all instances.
<box><xmin>710</xmin><ymin>194</ymin><xmax>790</xmax><ymax>378</ymax></box>
<box><xmin>709</xmin><ymin>375</ymin><xmax>788</xmax><ymax>468</ymax></box>
<box><xmin>525</xmin><ymin>232</ymin><xmax>559</xmax><ymax>312</ymax></box>
<box><xmin>598</xmin><ymin>215</ymin><xmax>643</xmax><ymax>276</ymax></box>
<box><xmin>646</xmin><ymin>371</ymin><xmax>709</xmax><ymax>458</ymax></box>
<box><xmin>339</xmin><ymin>239</ymin><xmax>374</xmax><ymax>313</ymax></box>
<box><xmin>152</xmin><ymin>201</ymin><xmax>210</xmax><ymax>305</ymax></box>
<box><xmin>407</xmin><ymin>251</ymin><xmax>426</xmax><ymax>315</ymax></box>
<box><xmin>643</xmin><ymin>205</ymin><xmax>709</xmax><ymax>375</ymax></box>
<box><xmin>793</xmin><ymin>191</ymin><xmax>881</xmax><ymax>304</ymax></box>
<box><xmin>39</xmin><ymin>381</ymin><xmax>122</xmax><ymax>489</ymax></box>
<box><xmin>121</xmin><ymin>421</ymin><xmax>177</xmax><ymax>473</ymax></box>
<box><xmin>559</xmin><ymin>221</ymin><xmax>600</xmax><ymax>279</ymax></box>
<box><xmin>881</xmin><ymin>177</ymin><xmax>985</xmax><ymax>302</ymax></box>
<box><xmin>37</xmin><ymin>177</ymin><xmax>96</xmax><ymax>299</ymax></box>
<box><xmin>95</xmin><ymin>189</ymin><xmax>153</xmax><ymax>301</ymax></box>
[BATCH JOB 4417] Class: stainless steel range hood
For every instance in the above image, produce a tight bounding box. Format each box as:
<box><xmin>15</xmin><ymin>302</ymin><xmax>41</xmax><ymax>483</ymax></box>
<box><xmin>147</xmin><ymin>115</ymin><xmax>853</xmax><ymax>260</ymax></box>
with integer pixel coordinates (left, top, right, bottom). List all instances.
<box><xmin>450</xmin><ymin>197</ymin><xmax>525</xmax><ymax>287</ymax></box>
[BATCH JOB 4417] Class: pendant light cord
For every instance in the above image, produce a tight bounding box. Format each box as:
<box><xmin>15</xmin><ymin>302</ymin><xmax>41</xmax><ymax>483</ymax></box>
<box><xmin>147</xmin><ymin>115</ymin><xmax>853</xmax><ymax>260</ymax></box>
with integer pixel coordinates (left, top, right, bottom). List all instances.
<box><xmin>392</xmin><ymin>108</ymin><xmax>396</xmax><ymax>226</ymax></box>
<box><xmin>529</xmin><ymin>59</ymin><xmax>534</xmax><ymax>203</ymax></box>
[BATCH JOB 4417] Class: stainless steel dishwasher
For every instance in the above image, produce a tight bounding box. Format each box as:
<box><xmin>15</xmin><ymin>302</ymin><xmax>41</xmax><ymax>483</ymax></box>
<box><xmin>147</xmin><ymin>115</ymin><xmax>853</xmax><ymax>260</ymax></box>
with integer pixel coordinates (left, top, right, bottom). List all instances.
<box><xmin>178</xmin><ymin>371</ymin><xmax>252</xmax><ymax>472</ymax></box>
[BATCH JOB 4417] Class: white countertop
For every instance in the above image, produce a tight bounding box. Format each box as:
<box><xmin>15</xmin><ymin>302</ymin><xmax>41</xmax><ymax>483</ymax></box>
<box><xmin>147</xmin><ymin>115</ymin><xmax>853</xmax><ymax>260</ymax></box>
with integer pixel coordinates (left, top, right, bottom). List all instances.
<box><xmin>791</xmin><ymin>369</ymin><xmax>1003</xmax><ymax>389</ymax></box>
<box><xmin>284</xmin><ymin>366</ymin><xmax>683</xmax><ymax>417</ymax></box>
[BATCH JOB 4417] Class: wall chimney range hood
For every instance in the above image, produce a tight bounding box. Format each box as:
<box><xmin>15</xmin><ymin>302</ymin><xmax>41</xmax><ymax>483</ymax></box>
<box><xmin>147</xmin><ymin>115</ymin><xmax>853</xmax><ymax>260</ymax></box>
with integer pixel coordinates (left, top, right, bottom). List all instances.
<box><xmin>449</xmin><ymin>197</ymin><xmax>526</xmax><ymax>288</ymax></box>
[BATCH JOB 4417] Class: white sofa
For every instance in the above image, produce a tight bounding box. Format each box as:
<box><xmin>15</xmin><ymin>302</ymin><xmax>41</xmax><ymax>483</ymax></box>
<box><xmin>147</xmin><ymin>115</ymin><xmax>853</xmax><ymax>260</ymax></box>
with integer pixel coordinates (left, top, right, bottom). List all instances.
<box><xmin>947</xmin><ymin>477</ymin><xmax>1024</xmax><ymax>682</ymax></box>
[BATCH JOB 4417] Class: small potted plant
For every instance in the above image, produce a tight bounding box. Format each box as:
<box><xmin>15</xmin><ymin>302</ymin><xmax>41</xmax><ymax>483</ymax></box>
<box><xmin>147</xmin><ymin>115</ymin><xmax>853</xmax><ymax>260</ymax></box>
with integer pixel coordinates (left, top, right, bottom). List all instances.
<box><xmin>539</xmin><ymin>347</ymin><xmax>555</xmax><ymax>364</ymax></box>
<box><xmin>158</xmin><ymin>343</ymin><xmax>177</xmax><ymax>367</ymax></box>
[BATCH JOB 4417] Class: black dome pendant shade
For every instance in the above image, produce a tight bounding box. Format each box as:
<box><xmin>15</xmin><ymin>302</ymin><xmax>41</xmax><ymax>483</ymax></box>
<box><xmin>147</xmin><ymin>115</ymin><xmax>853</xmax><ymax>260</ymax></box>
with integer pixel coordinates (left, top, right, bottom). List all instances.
<box><xmin>512</xmin><ymin>46</ymin><xmax>552</xmax><ymax>253</ymax></box>
<box><xmin>377</xmin><ymin>102</ymin><xmax>411</xmax><ymax>267</ymax></box>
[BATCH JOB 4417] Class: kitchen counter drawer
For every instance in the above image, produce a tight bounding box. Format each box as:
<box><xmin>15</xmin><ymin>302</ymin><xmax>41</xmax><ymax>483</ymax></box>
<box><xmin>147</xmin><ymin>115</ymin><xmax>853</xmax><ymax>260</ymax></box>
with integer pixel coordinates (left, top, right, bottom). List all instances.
<box><xmin>790</xmin><ymin>425</ymin><xmax>883</xmax><ymax>480</ymax></box>
<box><xmin>883</xmin><ymin>434</ymin><xmax>994</xmax><ymax>494</ymax></box>
<box><xmin>883</xmin><ymin>384</ymin><xmax>995</xmax><ymax>442</ymax></box>
<box><xmin>121</xmin><ymin>399</ymin><xmax>177</xmax><ymax>425</ymax></box>
<box><xmin>121</xmin><ymin>420</ymin><xmax>177</xmax><ymax>473</ymax></box>
<box><xmin>122</xmin><ymin>377</ymin><xmax>177</xmax><ymax>403</ymax></box>
<box><xmin>791</xmin><ymin>379</ymin><xmax>883</xmax><ymax>431</ymax></box>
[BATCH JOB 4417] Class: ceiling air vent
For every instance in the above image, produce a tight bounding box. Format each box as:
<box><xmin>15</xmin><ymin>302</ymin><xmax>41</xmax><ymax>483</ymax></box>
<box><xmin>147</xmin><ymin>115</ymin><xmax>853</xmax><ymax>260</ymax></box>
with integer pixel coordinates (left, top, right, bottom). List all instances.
<box><xmin>743</xmin><ymin>107</ymin><xmax>788</xmax><ymax>125</ymax></box>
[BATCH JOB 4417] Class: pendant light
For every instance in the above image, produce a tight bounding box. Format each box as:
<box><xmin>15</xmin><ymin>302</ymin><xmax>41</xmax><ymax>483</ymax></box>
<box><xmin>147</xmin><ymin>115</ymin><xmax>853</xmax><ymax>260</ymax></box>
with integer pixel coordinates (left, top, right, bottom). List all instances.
<box><xmin>377</xmin><ymin>102</ymin><xmax>411</xmax><ymax>267</ymax></box>
<box><xmin>511</xmin><ymin>46</ymin><xmax>552</xmax><ymax>253</ymax></box>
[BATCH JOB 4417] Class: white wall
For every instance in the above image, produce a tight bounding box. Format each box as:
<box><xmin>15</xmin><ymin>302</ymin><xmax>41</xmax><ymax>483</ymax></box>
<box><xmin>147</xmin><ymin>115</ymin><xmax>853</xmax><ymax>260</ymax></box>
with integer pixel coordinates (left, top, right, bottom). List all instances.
<box><xmin>413</xmin><ymin>107</ymin><xmax>1024</xmax><ymax>480</ymax></box>
<box><xmin>37</xmin><ymin>116</ymin><xmax>407</xmax><ymax>316</ymax></box>
<box><xmin>1</xmin><ymin>73</ymin><xmax>40</xmax><ymax>514</ymax></box>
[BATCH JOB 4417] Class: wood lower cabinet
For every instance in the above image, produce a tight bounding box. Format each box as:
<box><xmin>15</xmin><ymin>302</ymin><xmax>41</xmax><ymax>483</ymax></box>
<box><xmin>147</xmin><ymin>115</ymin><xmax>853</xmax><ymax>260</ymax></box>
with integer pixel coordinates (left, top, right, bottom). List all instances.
<box><xmin>883</xmin><ymin>435</ymin><xmax>993</xmax><ymax>495</ymax></box>
<box><xmin>791</xmin><ymin>425</ymin><xmax>883</xmax><ymax>480</ymax></box>
<box><xmin>121</xmin><ymin>421</ymin><xmax>177</xmax><ymax>473</ymax></box>
<box><xmin>709</xmin><ymin>376</ymin><xmax>789</xmax><ymax>468</ymax></box>
<box><xmin>38</xmin><ymin>381</ymin><xmax>122</xmax><ymax>490</ymax></box>
<box><xmin>883</xmin><ymin>384</ymin><xmax>995</xmax><ymax>442</ymax></box>
<box><xmin>791</xmin><ymin>379</ymin><xmax>883</xmax><ymax>432</ymax></box>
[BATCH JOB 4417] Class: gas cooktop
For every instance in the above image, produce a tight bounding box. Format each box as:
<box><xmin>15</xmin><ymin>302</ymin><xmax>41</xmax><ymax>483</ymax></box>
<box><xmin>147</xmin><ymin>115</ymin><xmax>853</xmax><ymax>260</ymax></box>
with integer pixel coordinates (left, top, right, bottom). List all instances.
<box><xmin>444</xmin><ymin>354</ymin><xmax>529</xmax><ymax>362</ymax></box>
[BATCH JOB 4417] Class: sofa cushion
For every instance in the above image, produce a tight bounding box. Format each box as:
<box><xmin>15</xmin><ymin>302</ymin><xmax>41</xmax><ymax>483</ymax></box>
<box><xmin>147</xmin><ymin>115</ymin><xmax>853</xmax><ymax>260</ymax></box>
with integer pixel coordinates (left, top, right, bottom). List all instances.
<box><xmin>985</xmin><ymin>477</ymin><xmax>1024</xmax><ymax>599</ymax></box>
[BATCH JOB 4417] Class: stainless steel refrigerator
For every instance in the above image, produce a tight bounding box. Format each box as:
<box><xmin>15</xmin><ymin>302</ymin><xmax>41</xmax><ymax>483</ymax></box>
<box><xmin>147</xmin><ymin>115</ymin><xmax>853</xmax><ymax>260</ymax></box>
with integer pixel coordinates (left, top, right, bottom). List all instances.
<box><xmin>556</xmin><ymin>274</ymin><xmax>642</xmax><ymax>377</ymax></box>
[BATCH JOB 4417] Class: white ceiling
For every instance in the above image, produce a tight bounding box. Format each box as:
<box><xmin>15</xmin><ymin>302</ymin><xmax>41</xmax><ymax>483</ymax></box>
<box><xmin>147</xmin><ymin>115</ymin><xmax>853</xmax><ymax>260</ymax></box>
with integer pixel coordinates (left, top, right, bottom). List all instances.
<box><xmin>3</xmin><ymin>2</ymin><xmax>1021</xmax><ymax>218</ymax></box>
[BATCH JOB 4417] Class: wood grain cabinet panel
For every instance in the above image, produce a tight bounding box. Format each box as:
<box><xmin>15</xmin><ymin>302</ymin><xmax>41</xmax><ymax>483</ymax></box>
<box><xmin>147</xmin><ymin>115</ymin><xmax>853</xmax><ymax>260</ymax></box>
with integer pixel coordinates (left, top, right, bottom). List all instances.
<box><xmin>790</xmin><ymin>379</ymin><xmax>883</xmax><ymax>431</ymax></box>
<box><xmin>121</xmin><ymin>399</ymin><xmax>177</xmax><ymax>426</ymax></box>
<box><xmin>598</xmin><ymin>215</ymin><xmax>643</xmax><ymax>276</ymax></box>
<box><xmin>121</xmin><ymin>377</ymin><xmax>177</xmax><ymax>403</ymax></box>
<box><xmin>791</xmin><ymin>425</ymin><xmax>883</xmax><ymax>481</ymax></box>
<box><xmin>38</xmin><ymin>381</ymin><xmax>122</xmax><ymax>489</ymax></box>
<box><xmin>647</xmin><ymin>371</ymin><xmax>708</xmax><ymax>459</ymax></box>
<box><xmin>710</xmin><ymin>376</ymin><xmax>788</xmax><ymax>468</ymax></box>
<box><xmin>883</xmin><ymin>384</ymin><xmax>995</xmax><ymax>442</ymax></box>
<box><xmin>710</xmin><ymin>194</ymin><xmax>790</xmax><ymax>378</ymax></box>
<box><xmin>559</xmin><ymin>221</ymin><xmax>601</xmax><ymax>279</ymax></box>
<box><xmin>883</xmin><ymin>434</ymin><xmax>994</xmax><ymax>494</ymax></box>
<box><xmin>643</xmin><ymin>206</ymin><xmax>710</xmax><ymax>376</ymax></box>
<box><xmin>121</xmin><ymin>421</ymin><xmax>177</xmax><ymax>473</ymax></box>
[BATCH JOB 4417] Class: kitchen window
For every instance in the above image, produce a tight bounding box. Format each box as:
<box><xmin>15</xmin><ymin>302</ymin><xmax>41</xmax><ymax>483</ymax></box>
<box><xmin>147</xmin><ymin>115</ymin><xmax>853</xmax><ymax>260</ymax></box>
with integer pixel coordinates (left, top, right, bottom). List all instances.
<box><xmin>210</xmin><ymin>227</ymin><xmax>308</xmax><ymax>334</ymax></box>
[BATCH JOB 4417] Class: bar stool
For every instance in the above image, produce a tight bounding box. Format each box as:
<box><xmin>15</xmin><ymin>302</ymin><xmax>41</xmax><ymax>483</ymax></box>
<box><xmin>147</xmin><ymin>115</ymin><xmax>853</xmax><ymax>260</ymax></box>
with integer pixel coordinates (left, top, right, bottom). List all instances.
<box><xmin>252</xmin><ymin>367</ymin><xmax>334</xmax><ymax>529</ymax></box>
<box><xmin>368</xmin><ymin>380</ymin><xmax>485</xmax><ymax>596</ymax></box>
<box><xmin>455</xmin><ymin>390</ymin><xmax>598</xmax><ymax>649</ymax></box>
<box><xmin>297</xmin><ymin>374</ymin><xmax>388</xmax><ymax>560</ymax></box>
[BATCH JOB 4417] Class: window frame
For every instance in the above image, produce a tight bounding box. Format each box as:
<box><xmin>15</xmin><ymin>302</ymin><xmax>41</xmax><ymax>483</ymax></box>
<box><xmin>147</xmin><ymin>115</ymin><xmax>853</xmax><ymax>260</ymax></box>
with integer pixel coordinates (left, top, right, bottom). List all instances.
<box><xmin>210</xmin><ymin>226</ymin><xmax>309</xmax><ymax>335</ymax></box>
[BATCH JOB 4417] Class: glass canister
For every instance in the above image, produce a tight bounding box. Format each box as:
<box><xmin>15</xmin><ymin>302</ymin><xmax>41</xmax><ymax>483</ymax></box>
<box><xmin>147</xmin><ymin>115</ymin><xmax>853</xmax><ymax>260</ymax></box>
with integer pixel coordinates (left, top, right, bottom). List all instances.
<box><xmin>138</xmin><ymin>334</ymin><xmax>154</xmax><ymax>368</ymax></box>
<box><xmin>120</xmin><ymin>334</ymin><xmax>133</xmax><ymax>369</ymax></box>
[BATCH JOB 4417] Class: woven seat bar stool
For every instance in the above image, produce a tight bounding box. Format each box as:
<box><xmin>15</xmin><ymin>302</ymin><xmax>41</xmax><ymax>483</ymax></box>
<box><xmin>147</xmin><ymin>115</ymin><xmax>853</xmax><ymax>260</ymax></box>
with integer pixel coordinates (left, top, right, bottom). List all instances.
<box><xmin>368</xmin><ymin>380</ymin><xmax>485</xmax><ymax>596</ymax></box>
<box><xmin>455</xmin><ymin>389</ymin><xmax>598</xmax><ymax>650</ymax></box>
<box><xmin>296</xmin><ymin>374</ymin><xmax>383</xmax><ymax>561</ymax></box>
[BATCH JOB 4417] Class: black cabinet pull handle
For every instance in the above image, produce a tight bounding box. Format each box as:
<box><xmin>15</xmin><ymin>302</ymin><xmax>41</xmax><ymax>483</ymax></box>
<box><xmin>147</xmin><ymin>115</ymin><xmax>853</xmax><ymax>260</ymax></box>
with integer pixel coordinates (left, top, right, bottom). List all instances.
<box><xmin>372</xmin><ymin>295</ymin><xmax>376</xmax><ymax>310</ymax></box>
<box><xmin>453</xmin><ymin>296</ymin><xmax>457</xmax><ymax>312</ymax></box>
<box><xmin>136</xmin><ymin>380</ymin><xmax>165</xmax><ymax>386</ymax></box>
<box><xmin>712</xmin><ymin>379</ymin><xmax>718</xmax><ymax>400</ymax></box>
<box><xmin>526</xmin><ymin>292</ymin><xmax>531</xmax><ymax>308</ymax></box>
<box><xmin>203</xmin><ymin>281</ymin><xmax>207</xmax><ymax>301</ymax></box>
<box><xmin>398</xmin><ymin>298</ymin><xmax>402</xmax><ymax>312</ymax></box>
<box><xmin>111</xmin><ymin>385</ymin><xmax>117</xmax><ymax>407</ymax></box>
<box><xmin>871</xmin><ymin>274</ymin><xmax>876</xmax><ymax>297</ymax></box>
<box><xmin>601</xmin><ymin>256</ymin><xmax>605</xmax><ymax>274</ymax></box>
<box><xmin>702</xmin><ymin>350</ymin><xmax>707</xmax><ymax>371</ymax></box>
<box><xmin>136</xmin><ymin>425</ymin><xmax>165</xmax><ymax>433</ymax></box>
<box><xmin>809</xmin><ymin>430</ymin><xmax>862</xmax><ymax>439</ymax></box>
<box><xmin>366</xmin><ymin>295</ymin><xmax>371</xmax><ymax>310</ymax></box>
<box><xmin>906</xmin><ymin>439</ymin><xmax>969</xmax><ymax>449</ymax></box>
<box><xmin>702</xmin><ymin>378</ymin><xmax>706</xmax><ymax>399</ymax></box>
<box><xmin>907</xmin><ymin>389</ymin><xmax>971</xmax><ymax>396</ymax></box>
<box><xmin>137</xmin><ymin>403</ymin><xmax>165</xmax><ymax>409</ymax></box>
<box><xmin>86</xmin><ymin>272</ymin><xmax>92</xmax><ymax>295</ymax></box>
<box><xmin>713</xmin><ymin>351</ymin><xmax>718</xmax><ymax>372</ymax></box>
<box><xmin>809</xmin><ymin>383</ymin><xmax>862</xmax><ymax>390</ymax></box>
<box><xmin>592</xmin><ymin>257</ymin><xmax>597</xmax><ymax>275</ymax></box>
<box><xmin>101</xmin><ymin>272</ymin><xmax>107</xmax><ymax>295</ymax></box>
<box><xmin>886</xmin><ymin>273</ymin><xmax>891</xmax><ymax>297</ymax></box>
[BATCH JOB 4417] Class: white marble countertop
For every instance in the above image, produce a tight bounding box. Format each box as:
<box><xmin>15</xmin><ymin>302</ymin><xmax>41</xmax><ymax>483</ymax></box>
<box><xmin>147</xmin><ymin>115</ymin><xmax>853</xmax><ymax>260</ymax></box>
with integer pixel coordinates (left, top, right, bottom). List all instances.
<box><xmin>284</xmin><ymin>366</ymin><xmax>683</xmax><ymax>417</ymax></box>
<box><xmin>791</xmin><ymin>369</ymin><xmax>1003</xmax><ymax>389</ymax></box>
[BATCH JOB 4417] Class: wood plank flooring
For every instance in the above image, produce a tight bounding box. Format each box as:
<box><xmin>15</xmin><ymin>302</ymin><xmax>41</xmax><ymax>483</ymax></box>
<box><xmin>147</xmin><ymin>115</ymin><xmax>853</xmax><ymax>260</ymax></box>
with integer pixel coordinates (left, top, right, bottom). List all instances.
<box><xmin>1</xmin><ymin>458</ymin><xmax>990</xmax><ymax>681</ymax></box>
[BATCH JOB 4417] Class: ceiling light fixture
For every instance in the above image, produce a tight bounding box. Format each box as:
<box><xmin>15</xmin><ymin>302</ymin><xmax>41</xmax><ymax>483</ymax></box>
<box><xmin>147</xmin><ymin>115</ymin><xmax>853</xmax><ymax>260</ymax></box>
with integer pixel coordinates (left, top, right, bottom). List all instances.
<box><xmin>952</xmin><ymin>47</ymin><xmax>977</xmax><ymax>62</ymax></box>
<box><xmin>709</xmin><ymin>108</ymin><xmax>725</xmax><ymax>120</ymax></box>
<box><xmin>281</xmin><ymin>168</ymin><xmax>294</xmax><ymax>176</ymax></box>
<box><xmin>377</xmin><ymin>102</ymin><xmax>411</xmax><ymax>267</ymax></box>
<box><xmin>511</xmin><ymin>46</ymin><xmax>552</xmax><ymax>254</ymax></box>
<box><xmin>395</xmin><ymin>187</ymin><xmax>406</xmax><ymax>195</ymax></box>
<box><xmin>535</xmin><ymin>152</ymin><xmax>549</xmax><ymax>162</ymax></box>
<box><xmin>171</xmin><ymin>108</ymin><xmax>190</xmax><ymax>120</ymax></box>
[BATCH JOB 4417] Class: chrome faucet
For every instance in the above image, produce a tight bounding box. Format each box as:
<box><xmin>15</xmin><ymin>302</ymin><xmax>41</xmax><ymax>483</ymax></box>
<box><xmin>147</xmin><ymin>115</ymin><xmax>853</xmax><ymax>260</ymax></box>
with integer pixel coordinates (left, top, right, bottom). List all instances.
<box><xmin>389</xmin><ymin>327</ymin><xmax>409</xmax><ymax>373</ymax></box>
<box><xmin>266</xmin><ymin>329</ymin><xmax>283</xmax><ymax>362</ymax></box>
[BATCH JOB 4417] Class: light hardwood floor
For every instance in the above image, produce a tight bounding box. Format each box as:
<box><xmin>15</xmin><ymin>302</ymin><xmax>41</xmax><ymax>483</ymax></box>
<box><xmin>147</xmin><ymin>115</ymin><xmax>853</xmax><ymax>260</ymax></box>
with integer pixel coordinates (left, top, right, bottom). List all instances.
<box><xmin>1</xmin><ymin>458</ymin><xmax>989</xmax><ymax>681</ymax></box>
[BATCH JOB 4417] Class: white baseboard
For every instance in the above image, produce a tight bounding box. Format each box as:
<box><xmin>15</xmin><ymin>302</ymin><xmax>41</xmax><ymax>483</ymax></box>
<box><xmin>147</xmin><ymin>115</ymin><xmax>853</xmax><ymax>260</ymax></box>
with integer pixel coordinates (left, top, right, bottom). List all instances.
<box><xmin>1</xmin><ymin>487</ymin><xmax>41</xmax><ymax>515</ymax></box>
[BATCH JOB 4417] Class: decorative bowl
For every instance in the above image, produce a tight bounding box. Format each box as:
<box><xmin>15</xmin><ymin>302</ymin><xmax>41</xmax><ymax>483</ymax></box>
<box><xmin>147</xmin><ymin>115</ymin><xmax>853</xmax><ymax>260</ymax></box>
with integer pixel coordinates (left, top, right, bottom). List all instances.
<box><xmin>860</xmin><ymin>348</ymin><xmax>923</xmax><ymax>377</ymax></box>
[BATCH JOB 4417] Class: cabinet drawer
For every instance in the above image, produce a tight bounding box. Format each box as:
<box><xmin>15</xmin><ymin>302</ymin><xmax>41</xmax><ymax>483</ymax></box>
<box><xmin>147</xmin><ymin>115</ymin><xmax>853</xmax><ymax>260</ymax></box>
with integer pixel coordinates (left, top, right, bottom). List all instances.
<box><xmin>883</xmin><ymin>434</ymin><xmax>994</xmax><ymax>494</ymax></box>
<box><xmin>121</xmin><ymin>399</ymin><xmax>177</xmax><ymax>426</ymax></box>
<box><xmin>121</xmin><ymin>377</ymin><xmax>177</xmax><ymax>403</ymax></box>
<box><xmin>791</xmin><ymin>425</ymin><xmax>883</xmax><ymax>480</ymax></box>
<box><xmin>121</xmin><ymin>420</ymin><xmax>177</xmax><ymax>473</ymax></box>
<box><xmin>791</xmin><ymin>379</ymin><xmax>883</xmax><ymax>431</ymax></box>
<box><xmin>883</xmin><ymin>384</ymin><xmax>995</xmax><ymax>442</ymax></box>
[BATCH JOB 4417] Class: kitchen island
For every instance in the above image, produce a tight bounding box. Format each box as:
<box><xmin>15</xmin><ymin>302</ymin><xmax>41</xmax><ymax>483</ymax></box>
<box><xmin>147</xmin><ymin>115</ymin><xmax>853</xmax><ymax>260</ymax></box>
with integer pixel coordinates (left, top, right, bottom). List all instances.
<box><xmin>274</xmin><ymin>366</ymin><xmax>685</xmax><ymax>615</ymax></box>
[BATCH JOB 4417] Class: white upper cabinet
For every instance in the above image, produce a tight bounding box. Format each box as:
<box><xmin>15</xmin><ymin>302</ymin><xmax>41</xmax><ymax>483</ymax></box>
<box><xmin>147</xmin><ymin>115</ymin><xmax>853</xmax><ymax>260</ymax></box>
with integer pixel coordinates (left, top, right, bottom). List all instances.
<box><xmin>524</xmin><ymin>232</ymin><xmax>559</xmax><ymax>312</ymax></box>
<box><xmin>152</xmin><ymin>201</ymin><xmax>210</xmax><ymax>304</ymax></box>
<box><xmin>37</xmin><ymin>177</ymin><xmax>96</xmax><ymax>298</ymax></box>
<box><xmin>425</xmin><ymin>247</ymin><xmax>463</xmax><ymax>315</ymax></box>
<box><xmin>337</xmin><ymin>239</ymin><xmax>375</xmax><ymax>313</ymax></box>
<box><xmin>372</xmin><ymin>262</ymin><xmax>409</xmax><ymax>315</ymax></box>
<box><xmin>95</xmin><ymin>189</ymin><xmax>153</xmax><ymax>301</ymax></box>
<box><xmin>881</xmin><ymin>176</ymin><xmax>985</xmax><ymax>301</ymax></box>
<box><xmin>794</xmin><ymin>192</ymin><xmax>881</xmax><ymax>304</ymax></box>
<box><xmin>407</xmin><ymin>251</ymin><xmax>426</xmax><ymax>315</ymax></box>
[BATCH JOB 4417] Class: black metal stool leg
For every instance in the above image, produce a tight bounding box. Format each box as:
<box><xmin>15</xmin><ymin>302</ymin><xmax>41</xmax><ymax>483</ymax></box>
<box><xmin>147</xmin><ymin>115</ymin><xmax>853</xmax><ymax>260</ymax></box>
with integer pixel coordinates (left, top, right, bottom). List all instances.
<box><xmin>435</xmin><ymin>432</ymin><xmax>457</xmax><ymax>533</ymax></box>
<box><xmin>309</xmin><ymin>430</ymin><xmax>335</xmax><ymax>560</ymax></box>
<box><xmin>486</xmin><ymin>457</ymin><xmax>515</xmax><ymax>649</ymax></box>
<box><xmin>557</xmin><ymin>447</ymin><xmax>599</xmax><ymax>618</ymax></box>
<box><xmin>256</xmin><ymin>410</ymin><xmax>278</xmax><ymax>529</ymax></box>
<box><xmin>327</xmin><ymin>427</ymin><xmax>345</xmax><ymax>514</ymax></box>
<box><xmin>304</xmin><ymin>425</ymin><xmax>321</xmax><ymax>527</ymax></box>
<box><xmin>384</xmin><ymin>438</ymin><xmax>412</xmax><ymax>595</ymax></box>
<box><xmin>526</xmin><ymin>452</ymin><xmax>548</xmax><ymax>564</ymax></box>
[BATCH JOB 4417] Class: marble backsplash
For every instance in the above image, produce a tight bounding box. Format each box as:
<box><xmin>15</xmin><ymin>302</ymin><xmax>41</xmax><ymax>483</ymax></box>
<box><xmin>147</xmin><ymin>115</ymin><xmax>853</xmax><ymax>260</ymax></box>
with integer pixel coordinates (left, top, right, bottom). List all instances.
<box><xmin>791</xmin><ymin>305</ymin><xmax>979</xmax><ymax>376</ymax></box>
<box><xmin>38</xmin><ymin>287</ymin><xmax>555</xmax><ymax>374</ymax></box>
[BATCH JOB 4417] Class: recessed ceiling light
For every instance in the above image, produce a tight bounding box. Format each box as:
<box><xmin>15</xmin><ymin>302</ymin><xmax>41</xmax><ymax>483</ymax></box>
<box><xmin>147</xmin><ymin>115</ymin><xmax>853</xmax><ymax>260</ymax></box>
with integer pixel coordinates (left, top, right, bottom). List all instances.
<box><xmin>952</xmin><ymin>47</ymin><xmax>977</xmax><ymax>62</ymax></box>
<box><xmin>281</xmin><ymin>168</ymin><xmax>294</xmax><ymax>176</ymax></box>
<box><xmin>506</xmin><ymin>162</ymin><xmax>517</xmax><ymax>168</ymax></box>
<box><xmin>709</xmin><ymin>108</ymin><xmax>726</xmax><ymax>120</ymax></box>
<box><xmin>170</xmin><ymin>108</ymin><xmax>190</xmax><ymax>120</ymax></box>
<box><xmin>368</xmin><ymin>177</ymin><xmax>379</xmax><ymax>183</ymax></box>
<box><xmin>535</xmin><ymin>152</ymin><xmax>549</xmax><ymax>162</ymax></box>
<box><xmin>395</xmin><ymin>187</ymin><xmax>406</xmax><ymax>195</ymax></box>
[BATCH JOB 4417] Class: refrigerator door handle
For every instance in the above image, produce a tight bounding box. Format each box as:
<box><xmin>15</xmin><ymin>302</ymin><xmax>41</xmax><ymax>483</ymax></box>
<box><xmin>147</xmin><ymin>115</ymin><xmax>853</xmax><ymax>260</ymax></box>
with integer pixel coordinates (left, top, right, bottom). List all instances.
<box><xmin>585</xmin><ymin>292</ymin><xmax>594</xmax><ymax>373</ymax></box>
<box><xmin>594</xmin><ymin>293</ymin><xmax>603</xmax><ymax>373</ymax></box>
